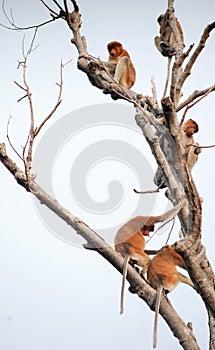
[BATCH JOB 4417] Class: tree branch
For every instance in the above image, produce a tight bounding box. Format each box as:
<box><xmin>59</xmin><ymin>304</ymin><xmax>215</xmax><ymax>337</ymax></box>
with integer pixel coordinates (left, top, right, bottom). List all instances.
<box><xmin>180</xmin><ymin>86</ymin><xmax>214</xmax><ymax>125</ymax></box>
<box><xmin>0</xmin><ymin>142</ymin><xmax>201</xmax><ymax>350</ymax></box>
<box><xmin>177</xmin><ymin>84</ymin><xmax>215</xmax><ymax>112</ymax></box>
<box><xmin>177</xmin><ymin>22</ymin><xmax>215</xmax><ymax>95</ymax></box>
<box><xmin>34</xmin><ymin>61</ymin><xmax>63</xmax><ymax>137</ymax></box>
<box><xmin>2</xmin><ymin>0</ymin><xmax>215</xmax><ymax>348</ymax></box>
<box><xmin>0</xmin><ymin>0</ymin><xmax>61</xmax><ymax>31</ymax></box>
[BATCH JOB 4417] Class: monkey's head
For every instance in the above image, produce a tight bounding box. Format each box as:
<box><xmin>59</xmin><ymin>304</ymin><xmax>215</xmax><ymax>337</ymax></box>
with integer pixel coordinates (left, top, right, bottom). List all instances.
<box><xmin>157</xmin><ymin>14</ymin><xmax>164</xmax><ymax>25</ymax></box>
<box><xmin>159</xmin><ymin>245</ymin><xmax>184</xmax><ymax>263</ymax></box>
<box><xmin>160</xmin><ymin>245</ymin><xmax>174</xmax><ymax>255</ymax></box>
<box><xmin>141</xmin><ymin>224</ymin><xmax>155</xmax><ymax>236</ymax></box>
<box><xmin>183</xmin><ymin>119</ymin><xmax>199</xmax><ymax>137</ymax></box>
<box><xmin>107</xmin><ymin>41</ymin><xmax>123</xmax><ymax>58</ymax></box>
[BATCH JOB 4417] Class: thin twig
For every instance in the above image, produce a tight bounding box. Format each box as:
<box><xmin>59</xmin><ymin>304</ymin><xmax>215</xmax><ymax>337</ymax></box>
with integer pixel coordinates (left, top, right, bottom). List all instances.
<box><xmin>180</xmin><ymin>86</ymin><xmax>214</xmax><ymax>126</ymax></box>
<box><xmin>34</xmin><ymin>61</ymin><xmax>63</xmax><ymax>137</ymax></box>
<box><xmin>52</xmin><ymin>0</ymin><xmax>64</xmax><ymax>12</ymax></box>
<box><xmin>192</xmin><ymin>143</ymin><xmax>215</xmax><ymax>149</ymax></box>
<box><xmin>146</xmin><ymin>217</ymin><xmax>175</xmax><ymax>244</ymax></box>
<box><xmin>29</xmin><ymin>28</ymin><xmax>38</xmax><ymax>53</ymax></box>
<box><xmin>40</xmin><ymin>0</ymin><xmax>59</xmax><ymax>16</ymax></box>
<box><xmin>63</xmin><ymin>57</ymin><xmax>73</xmax><ymax>66</ymax></box>
<box><xmin>17</xmin><ymin>94</ymin><xmax>28</xmax><ymax>103</ymax></box>
<box><xmin>14</xmin><ymin>80</ymin><xmax>26</xmax><ymax>92</ymax></box>
<box><xmin>63</xmin><ymin>0</ymin><xmax>70</xmax><ymax>19</ymax></box>
<box><xmin>0</xmin><ymin>0</ymin><xmax>59</xmax><ymax>31</ymax></box>
<box><xmin>133</xmin><ymin>185</ymin><xmax>162</xmax><ymax>194</ymax></box>
<box><xmin>177</xmin><ymin>84</ymin><xmax>215</xmax><ymax>112</ymax></box>
<box><xmin>165</xmin><ymin>217</ymin><xmax>175</xmax><ymax>245</ymax></box>
<box><xmin>17</xmin><ymin>37</ymin><xmax>35</xmax><ymax>185</ymax></box>
<box><xmin>6</xmin><ymin>116</ymin><xmax>23</xmax><ymax>161</ymax></box>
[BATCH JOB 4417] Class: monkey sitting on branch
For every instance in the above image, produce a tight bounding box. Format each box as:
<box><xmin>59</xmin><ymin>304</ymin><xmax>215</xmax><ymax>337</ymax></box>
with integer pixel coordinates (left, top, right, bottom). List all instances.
<box><xmin>183</xmin><ymin>119</ymin><xmax>202</xmax><ymax>171</ymax></box>
<box><xmin>105</xmin><ymin>41</ymin><xmax>136</xmax><ymax>89</ymax></box>
<box><xmin>114</xmin><ymin>203</ymin><xmax>182</xmax><ymax>314</ymax></box>
<box><xmin>154</xmin><ymin>119</ymin><xmax>201</xmax><ymax>189</ymax></box>
<box><xmin>147</xmin><ymin>245</ymin><xmax>194</xmax><ymax>348</ymax></box>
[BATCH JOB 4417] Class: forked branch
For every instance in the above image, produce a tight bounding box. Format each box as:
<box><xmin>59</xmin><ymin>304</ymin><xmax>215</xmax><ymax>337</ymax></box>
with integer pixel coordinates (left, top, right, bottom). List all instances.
<box><xmin>10</xmin><ymin>40</ymin><xmax>63</xmax><ymax>187</ymax></box>
<box><xmin>1</xmin><ymin>0</ymin><xmax>215</xmax><ymax>348</ymax></box>
<box><xmin>0</xmin><ymin>142</ymin><xmax>202</xmax><ymax>350</ymax></box>
<box><xmin>177</xmin><ymin>21</ymin><xmax>215</xmax><ymax>96</ymax></box>
<box><xmin>177</xmin><ymin>84</ymin><xmax>215</xmax><ymax>112</ymax></box>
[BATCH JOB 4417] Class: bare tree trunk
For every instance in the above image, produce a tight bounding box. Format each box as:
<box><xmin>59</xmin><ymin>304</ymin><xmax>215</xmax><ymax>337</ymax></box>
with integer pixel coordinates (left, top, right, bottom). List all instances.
<box><xmin>1</xmin><ymin>0</ymin><xmax>215</xmax><ymax>349</ymax></box>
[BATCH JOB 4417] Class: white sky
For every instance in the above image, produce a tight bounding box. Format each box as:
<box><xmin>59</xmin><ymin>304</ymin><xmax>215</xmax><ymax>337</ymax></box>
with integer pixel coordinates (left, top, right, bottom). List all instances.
<box><xmin>0</xmin><ymin>1</ymin><xmax>215</xmax><ymax>349</ymax></box>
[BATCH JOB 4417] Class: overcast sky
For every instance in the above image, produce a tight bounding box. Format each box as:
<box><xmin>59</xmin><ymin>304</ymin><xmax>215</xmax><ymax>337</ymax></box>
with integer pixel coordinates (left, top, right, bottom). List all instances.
<box><xmin>0</xmin><ymin>1</ymin><xmax>215</xmax><ymax>349</ymax></box>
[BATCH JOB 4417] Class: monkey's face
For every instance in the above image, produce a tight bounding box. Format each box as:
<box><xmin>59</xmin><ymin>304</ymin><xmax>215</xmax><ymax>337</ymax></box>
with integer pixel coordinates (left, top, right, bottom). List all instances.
<box><xmin>157</xmin><ymin>14</ymin><xmax>164</xmax><ymax>25</ymax></box>
<box><xmin>107</xmin><ymin>42</ymin><xmax>123</xmax><ymax>58</ymax></box>
<box><xmin>184</xmin><ymin>125</ymin><xmax>197</xmax><ymax>137</ymax></box>
<box><xmin>183</xmin><ymin>119</ymin><xmax>199</xmax><ymax>136</ymax></box>
<box><xmin>141</xmin><ymin>224</ymin><xmax>155</xmax><ymax>236</ymax></box>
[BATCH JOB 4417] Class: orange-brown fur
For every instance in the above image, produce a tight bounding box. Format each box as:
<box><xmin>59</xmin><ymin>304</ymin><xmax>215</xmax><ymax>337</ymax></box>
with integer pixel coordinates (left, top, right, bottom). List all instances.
<box><xmin>154</xmin><ymin>119</ymin><xmax>200</xmax><ymax>188</ymax></box>
<box><xmin>115</xmin><ymin>224</ymin><xmax>153</xmax><ymax>274</ymax></box>
<box><xmin>115</xmin><ymin>204</ymin><xmax>183</xmax><ymax>273</ymax></box>
<box><xmin>115</xmin><ymin>218</ymin><xmax>154</xmax><ymax>314</ymax></box>
<box><xmin>147</xmin><ymin>245</ymin><xmax>191</xmax><ymax>292</ymax></box>
<box><xmin>147</xmin><ymin>245</ymin><xmax>193</xmax><ymax>348</ymax></box>
<box><xmin>183</xmin><ymin>119</ymin><xmax>200</xmax><ymax>171</ymax></box>
<box><xmin>114</xmin><ymin>203</ymin><xmax>183</xmax><ymax>314</ymax></box>
<box><xmin>183</xmin><ymin>119</ymin><xmax>199</xmax><ymax>143</ymax></box>
<box><xmin>107</xmin><ymin>41</ymin><xmax>136</xmax><ymax>88</ymax></box>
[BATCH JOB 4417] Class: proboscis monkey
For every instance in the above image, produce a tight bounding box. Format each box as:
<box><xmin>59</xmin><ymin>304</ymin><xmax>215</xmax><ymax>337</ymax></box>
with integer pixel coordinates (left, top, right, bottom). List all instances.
<box><xmin>106</xmin><ymin>41</ymin><xmax>136</xmax><ymax>89</ymax></box>
<box><xmin>114</xmin><ymin>202</ymin><xmax>183</xmax><ymax>314</ymax></box>
<box><xmin>154</xmin><ymin>11</ymin><xmax>184</xmax><ymax>97</ymax></box>
<box><xmin>183</xmin><ymin>119</ymin><xmax>201</xmax><ymax>171</ymax></box>
<box><xmin>147</xmin><ymin>245</ymin><xmax>193</xmax><ymax>348</ymax></box>
<box><xmin>154</xmin><ymin>11</ymin><xmax>184</xmax><ymax>57</ymax></box>
<box><xmin>154</xmin><ymin>119</ymin><xmax>201</xmax><ymax>189</ymax></box>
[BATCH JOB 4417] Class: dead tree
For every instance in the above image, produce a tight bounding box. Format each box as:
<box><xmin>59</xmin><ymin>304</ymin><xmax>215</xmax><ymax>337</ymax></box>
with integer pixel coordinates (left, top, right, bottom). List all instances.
<box><xmin>0</xmin><ymin>1</ymin><xmax>215</xmax><ymax>349</ymax></box>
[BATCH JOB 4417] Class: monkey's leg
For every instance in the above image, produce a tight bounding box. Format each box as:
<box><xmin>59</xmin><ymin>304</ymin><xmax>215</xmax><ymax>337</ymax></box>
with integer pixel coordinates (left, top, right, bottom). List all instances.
<box><xmin>114</xmin><ymin>56</ymin><xmax>130</xmax><ymax>87</ymax></box>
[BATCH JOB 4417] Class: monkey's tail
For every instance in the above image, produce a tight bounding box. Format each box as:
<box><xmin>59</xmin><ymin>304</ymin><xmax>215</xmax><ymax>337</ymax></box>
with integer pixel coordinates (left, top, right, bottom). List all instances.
<box><xmin>156</xmin><ymin>201</ymin><xmax>184</xmax><ymax>224</ymax></box>
<box><xmin>153</xmin><ymin>285</ymin><xmax>163</xmax><ymax>348</ymax></box>
<box><xmin>178</xmin><ymin>272</ymin><xmax>194</xmax><ymax>288</ymax></box>
<box><xmin>162</xmin><ymin>57</ymin><xmax>172</xmax><ymax>98</ymax></box>
<box><xmin>120</xmin><ymin>255</ymin><xmax>130</xmax><ymax>314</ymax></box>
